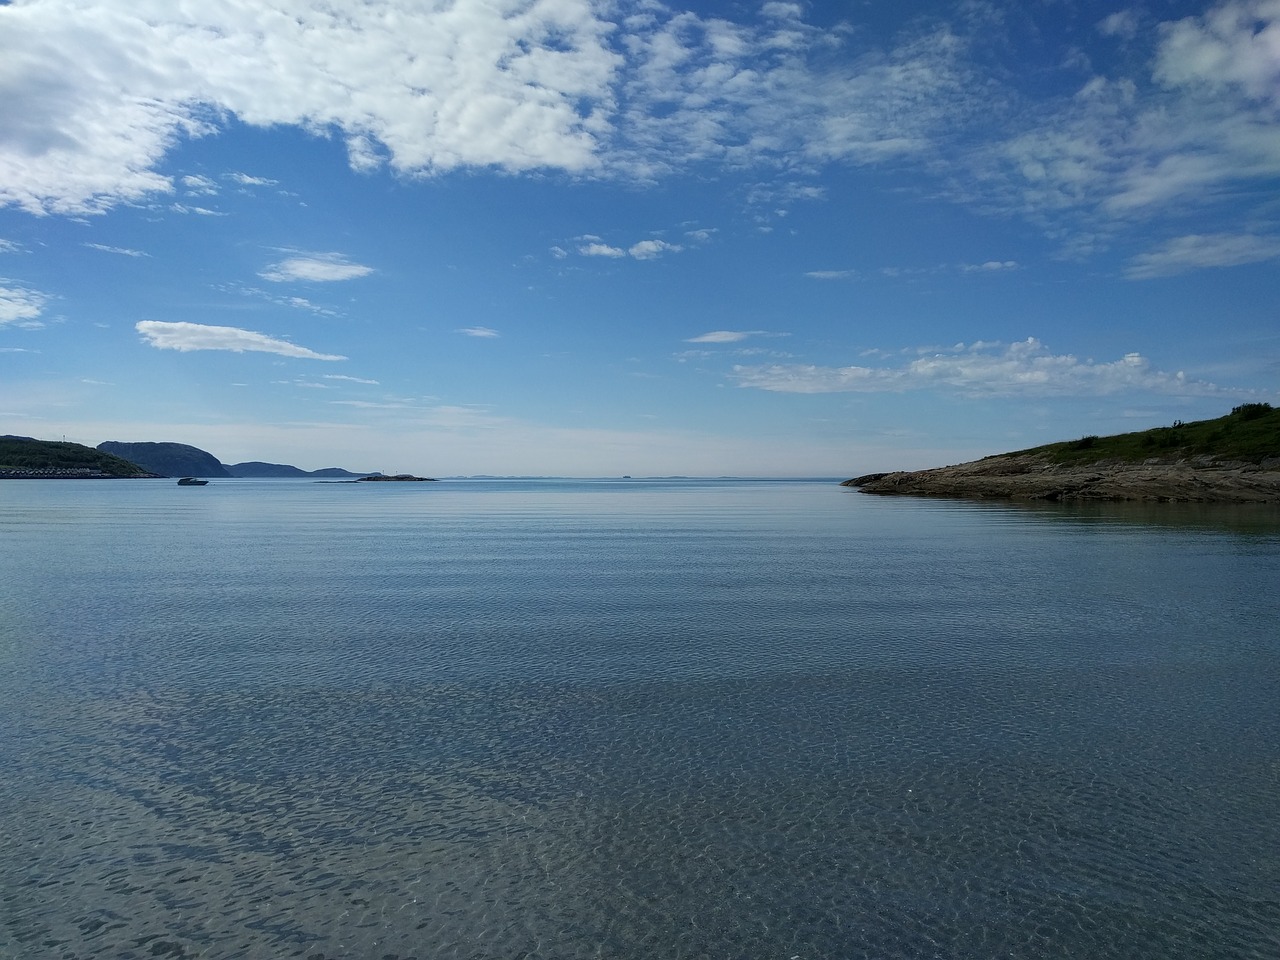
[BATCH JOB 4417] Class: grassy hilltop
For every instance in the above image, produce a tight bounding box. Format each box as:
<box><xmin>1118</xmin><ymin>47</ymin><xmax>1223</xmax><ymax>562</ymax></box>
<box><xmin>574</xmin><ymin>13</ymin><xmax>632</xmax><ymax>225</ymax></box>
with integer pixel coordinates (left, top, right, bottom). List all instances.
<box><xmin>1003</xmin><ymin>403</ymin><xmax>1280</xmax><ymax>466</ymax></box>
<box><xmin>849</xmin><ymin>404</ymin><xmax>1280</xmax><ymax>502</ymax></box>
<box><xmin>0</xmin><ymin>436</ymin><xmax>155</xmax><ymax>477</ymax></box>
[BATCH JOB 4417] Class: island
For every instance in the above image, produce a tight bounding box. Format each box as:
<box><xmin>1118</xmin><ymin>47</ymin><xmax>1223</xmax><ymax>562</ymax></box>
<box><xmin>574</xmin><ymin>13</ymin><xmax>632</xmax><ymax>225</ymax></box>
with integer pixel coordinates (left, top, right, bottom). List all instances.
<box><xmin>355</xmin><ymin>474</ymin><xmax>436</xmax><ymax>482</ymax></box>
<box><xmin>844</xmin><ymin>404</ymin><xmax>1280</xmax><ymax>503</ymax></box>
<box><xmin>1</xmin><ymin>436</ymin><xmax>158</xmax><ymax>478</ymax></box>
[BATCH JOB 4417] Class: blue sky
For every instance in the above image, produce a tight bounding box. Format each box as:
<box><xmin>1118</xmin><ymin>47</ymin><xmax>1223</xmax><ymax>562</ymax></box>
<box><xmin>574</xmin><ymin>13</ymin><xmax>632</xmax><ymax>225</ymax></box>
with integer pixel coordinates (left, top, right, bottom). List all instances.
<box><xmin>2</xmin><ymin>0</ymin><xmax>1277</xmax><ymax>476</ymax></box>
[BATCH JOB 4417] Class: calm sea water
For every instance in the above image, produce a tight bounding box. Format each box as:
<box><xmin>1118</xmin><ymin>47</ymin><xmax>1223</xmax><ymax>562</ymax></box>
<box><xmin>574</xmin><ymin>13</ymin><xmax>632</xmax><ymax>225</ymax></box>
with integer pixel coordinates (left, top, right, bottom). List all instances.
<box><xmin>2</xmin><ymin>478</ymin><xmax>1279</xmax><ymax>960</ymax></box>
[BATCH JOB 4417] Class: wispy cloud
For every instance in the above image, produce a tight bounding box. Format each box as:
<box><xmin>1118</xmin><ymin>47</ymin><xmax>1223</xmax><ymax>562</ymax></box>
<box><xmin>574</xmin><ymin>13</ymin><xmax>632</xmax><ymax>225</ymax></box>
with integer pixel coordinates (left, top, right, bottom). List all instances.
<box><xmin>0</xmin><ymin>240</ymin><xmax>23</xmax><ymax>254</ymax></box>
<box><xmin>324</xmin><ymin>374</ymin><xmax>380</xmax><ymax>385</ymax></box>
<box><xmin>222</xmin><ymin>283</ymin><xmax>339</xmax><ymax>316</ymax></box>
<box><xmin>686</xmin><ymin>330</ymin><xmax>778</xmax><ymax>344</ymax></box>
<box><xmin>259</xmin><ymin>252</ymin><xmax>374</xmax><ymax>283</ymax></box>
<box><xmin>84</xmin><ymin>242</ymin><xmax>148</xmax><ymax>257</ymax></box>
<box><xmin>457</xmin><ymin>326</ymin><xmax>500</xmax><ymax>338</ymax></box>
<box><xmin>1126</xmin><ymin>233</ymin><xmax>1280</xmax><ymax>279</ymax></box>
<box><xmin>169</xmin><ymin>203</ymin><xmax>225</xmax><ymax>216</ymax></box>
<box><xmin>180</xmin><ymin>174</ymin><xmax>218</xmax><ymax>195</ymax></box>
<box><xmin>805</xmin><ymin>269</ymin><xmax>858</xmax><ymax>281</ymax></box>
<box><xmin>731</xmin><ymin>338</ymin><xmax>1228</xmax><ymax>397</ymax></box>
<box><xmin>135</xmin><ymin>321</ymin><xmax>346</xmax><ymax>360</ymax></box>
<box><xmin>0</xmin><ymin>282</ymin><xmax>49</xmax><ymax>326</ymax></box>
<box><xmin>227</xmin><ymin>172</ymin><xmax>278</xmax><ymax>186</ymax></box>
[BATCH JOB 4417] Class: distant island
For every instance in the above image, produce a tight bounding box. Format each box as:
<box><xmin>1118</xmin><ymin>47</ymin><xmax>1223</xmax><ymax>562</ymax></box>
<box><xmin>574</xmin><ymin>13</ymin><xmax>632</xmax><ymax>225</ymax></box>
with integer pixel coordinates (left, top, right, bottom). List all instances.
<box><xmin>846</xmin><ymin>404</ymin><xmax>1280</xmax><ymax>503</ymax></box>
<box><xmin>1</xmin><ymin>436</ymin><xmax>406</xmax><ymax>480</ymax></box>
<box><xmin>96</xmin><ymin>441</ymin><xmax>379</xmax><ymax>479</ymax></box>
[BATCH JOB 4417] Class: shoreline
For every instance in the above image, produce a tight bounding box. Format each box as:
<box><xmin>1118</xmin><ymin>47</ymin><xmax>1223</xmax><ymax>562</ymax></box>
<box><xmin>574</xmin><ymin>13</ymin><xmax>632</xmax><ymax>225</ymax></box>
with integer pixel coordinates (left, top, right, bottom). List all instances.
<box><xmin>844</xmin><ymin>455</ymin><xmax>1280</xmax><ymax>503</ymax></box>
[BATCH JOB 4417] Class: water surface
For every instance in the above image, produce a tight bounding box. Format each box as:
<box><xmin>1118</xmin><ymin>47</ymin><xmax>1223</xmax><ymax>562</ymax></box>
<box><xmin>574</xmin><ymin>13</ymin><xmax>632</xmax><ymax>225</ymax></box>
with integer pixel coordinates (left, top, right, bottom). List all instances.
<box><xmin>3</xmin><ymin>479</ymin><xmax>1278</xmax><ymax>959</ymax></box>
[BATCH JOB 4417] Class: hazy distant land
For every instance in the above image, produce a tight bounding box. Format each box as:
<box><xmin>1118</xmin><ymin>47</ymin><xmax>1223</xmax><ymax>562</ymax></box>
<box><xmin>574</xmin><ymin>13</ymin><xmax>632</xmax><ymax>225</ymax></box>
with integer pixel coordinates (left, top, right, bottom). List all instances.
<box><xmin>0</xmin><ymin>437</ymin><xmax>380</xmax><ymax>480</ymax></box>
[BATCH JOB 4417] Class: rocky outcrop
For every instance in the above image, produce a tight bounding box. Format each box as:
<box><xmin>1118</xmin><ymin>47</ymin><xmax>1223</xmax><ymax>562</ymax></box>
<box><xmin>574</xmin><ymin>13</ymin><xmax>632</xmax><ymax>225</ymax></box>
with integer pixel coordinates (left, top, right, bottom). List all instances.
<box><xmin>844</xmin><ymin>455</ymin><xmax>1280</xmax><ymax>503</ymax></box>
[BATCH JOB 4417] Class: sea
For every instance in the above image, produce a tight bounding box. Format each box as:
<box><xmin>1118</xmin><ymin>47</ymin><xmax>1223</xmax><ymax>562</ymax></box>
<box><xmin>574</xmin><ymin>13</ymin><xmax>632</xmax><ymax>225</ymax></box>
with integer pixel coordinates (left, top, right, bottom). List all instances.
<box><xmin>2</xmin><ymin>478</ymin><xmax>1278</xmax><ymax>960</ymax></box>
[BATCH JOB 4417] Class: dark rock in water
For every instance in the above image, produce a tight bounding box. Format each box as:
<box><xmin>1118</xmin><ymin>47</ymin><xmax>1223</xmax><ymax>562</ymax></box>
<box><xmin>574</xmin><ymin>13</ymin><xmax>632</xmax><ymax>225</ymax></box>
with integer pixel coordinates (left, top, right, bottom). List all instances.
<box><xmin>355</xmin><ymin>474</ymin><xmax>436</xmax><ymax>482</ymax></box>
<box><xmin>843</xmin><ymin>473</ymin><xmax>889</xmax><ymax>487</ymax></box>
<box><xmin>98</xmin><ymin>441</ymin><xmax>231</xmax><ymax>479</ymax></box>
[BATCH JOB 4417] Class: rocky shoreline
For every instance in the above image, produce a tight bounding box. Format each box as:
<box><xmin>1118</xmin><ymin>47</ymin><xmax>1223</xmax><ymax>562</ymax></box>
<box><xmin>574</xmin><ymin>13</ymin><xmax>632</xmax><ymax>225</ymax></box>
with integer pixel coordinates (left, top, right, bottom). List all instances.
<box><xmin>844</xmin><ymin>455</ymin><xmax>1280</xmax><ymax>503</ymax></box>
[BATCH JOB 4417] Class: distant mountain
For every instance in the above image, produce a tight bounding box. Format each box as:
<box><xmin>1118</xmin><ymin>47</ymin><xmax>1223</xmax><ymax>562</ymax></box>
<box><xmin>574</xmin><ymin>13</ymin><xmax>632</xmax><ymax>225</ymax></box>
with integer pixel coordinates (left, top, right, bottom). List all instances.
<box><xmin>226</xmin><ymin>461</ymin><xmax>372</xmax><ymax>478</ymax></box>
<box><xmin>98</xmin><ymin>441</ymin><xmax>231</xmax><ymax>479</ymax></box>
<box><xmin>2</xmin><ymin>436</ymin><xmax>156</xmax><ymax>478</ymax></box>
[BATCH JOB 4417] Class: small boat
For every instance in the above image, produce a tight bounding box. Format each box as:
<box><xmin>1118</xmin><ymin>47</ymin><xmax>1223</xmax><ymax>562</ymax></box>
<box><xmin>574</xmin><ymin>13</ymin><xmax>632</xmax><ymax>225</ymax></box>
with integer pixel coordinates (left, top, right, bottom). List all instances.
<box><xmin>177</xmin><ymin>477</ymin><xmax>209</xmax><ymax>486</ymax></box>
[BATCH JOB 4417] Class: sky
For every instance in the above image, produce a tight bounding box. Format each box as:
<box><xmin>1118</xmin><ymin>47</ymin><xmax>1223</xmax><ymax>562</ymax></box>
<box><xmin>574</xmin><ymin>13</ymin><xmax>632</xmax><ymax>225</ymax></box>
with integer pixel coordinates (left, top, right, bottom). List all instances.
<box><xmin>1</xmin><ymin>0</ymin><xmax>1278</xmax><ymax>477</ymax></box>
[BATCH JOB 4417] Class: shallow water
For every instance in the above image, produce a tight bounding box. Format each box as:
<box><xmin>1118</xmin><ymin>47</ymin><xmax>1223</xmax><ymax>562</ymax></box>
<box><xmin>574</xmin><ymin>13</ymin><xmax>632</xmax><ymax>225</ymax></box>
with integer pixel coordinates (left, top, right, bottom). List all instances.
<box><xmin>3</xmin><ymin>479</ymin><xmax>1278</xmax><ymax>959</ymax></box>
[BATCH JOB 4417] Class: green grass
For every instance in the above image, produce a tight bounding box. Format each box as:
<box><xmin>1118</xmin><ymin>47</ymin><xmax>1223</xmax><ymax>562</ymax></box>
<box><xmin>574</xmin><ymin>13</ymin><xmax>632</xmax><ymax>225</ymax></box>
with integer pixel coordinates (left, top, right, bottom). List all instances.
<box><xmin>1000</xmin><ymin>404</ymin><xmax>1280</xmax><ymax>465</ymax></box>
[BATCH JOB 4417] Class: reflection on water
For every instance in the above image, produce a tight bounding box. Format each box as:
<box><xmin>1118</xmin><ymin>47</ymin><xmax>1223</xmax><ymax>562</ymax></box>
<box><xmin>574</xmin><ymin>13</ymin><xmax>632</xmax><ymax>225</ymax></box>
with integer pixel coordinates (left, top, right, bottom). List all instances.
<box><xmin>2</xmin><ymin>480</ymin><xmax>1278</xmax><ymax>959</ymax></box>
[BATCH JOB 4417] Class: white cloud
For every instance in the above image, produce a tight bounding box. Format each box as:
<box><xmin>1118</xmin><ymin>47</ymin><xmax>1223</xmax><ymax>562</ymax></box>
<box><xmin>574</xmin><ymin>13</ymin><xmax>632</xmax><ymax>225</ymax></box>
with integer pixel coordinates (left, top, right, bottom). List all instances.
<box><xmin>84</xmin><ymin>242</ymin><xmax>147</xmax><ymax>257</ymax></box>
<box><xmin>1126</xmin><ymin>232</ymin><xmax>1280</xmax><ymax>278</ymax></box>
<box><xmin>1097</xmin><ymin>11</ymin><xmax>1140</xmax><ymax>40</ymax></box>
<box><xmin>0</xmin><ymin>1</ymin><xmax>985</xmax><ymax>216</ymax></box>
<box><xmin>687</xmin><ymin>330</ymin><xmax>772</xmax><ymax>343</ymax></box>
<box><xmin>578</xmin><ymin>242</ymin><xmax>626</xmax><ymax>258</ymax></box>
<box><xmin>180</xmin><ymin>174</ymin><xmax>218</xmax><ymax>194</ymax></box>
<box><xmin>0</xmin><ymin>240</ymin><xmax>24</xmax><ymax>254</ymax></box>
<box><xmin>960</xmin><ymin>260</ymin><xmax>1018</xmax><ymax>272</ymax></box>
<box><xmin>731</xmin><ymin>338</ymin><xmax>1226</xmax><ymax>397</ymax></box>
<box><xmin>259</xmin><ymin>252</ymin><xmax>373</xmax><ymax>283</ymax></box>
<box><xmin>170</xmin><ymin>204</ymin><xmax>225</xmax><ymax>216</ymax></box>
<box><xmin>971</xmin><ymin>1</ymin><xmax>1280</xmax><ymax>236</ymax></box>
<box><xmin>324</xmin><ymin>374</ymin><xmax>379</xmax><ymax>385</ymax></box>
<box><xmin>805</xmin><ymin>269</ymin><xmax>858</xmax><ymax>280</ymax></box>
<box><xmin>227</xmin><ymin>171</ymin><xmax>277</xmax><ymax>186</ymax></box>
<box><xmin>0</xmin><ymin>282</ymin><xmax>49</xmax><ymax>326</ymax></box>
<box><xmin>135</xmin><ymin>320</ymin><xmax>346</xmax><ymax>360</ymax></box>
<box><xmin>628</xmin><ymin>239</ymin><xmax>681</xmax><ymax>259</ymax></box>
<box><xmin>1155</xmin><ymin>0</ymin><xmax>1280</xmax><ymax>103</ymax></box>
<box><xmin>457</xmin><ymin>326</ymin><xmax>500</xmax><ymax>338</ymax></box>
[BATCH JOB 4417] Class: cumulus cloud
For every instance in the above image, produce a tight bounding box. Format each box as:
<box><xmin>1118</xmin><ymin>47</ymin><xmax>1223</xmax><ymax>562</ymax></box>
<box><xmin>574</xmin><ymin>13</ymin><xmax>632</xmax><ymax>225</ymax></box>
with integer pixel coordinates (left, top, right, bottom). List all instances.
<box><xmin>0</xmin><ymin>1</ymin><xmax>986</xmax><ymax>216</ymax></box>
<box><xmin>457</xmin><ymin>326</ymin><xmax>500</xmax><ymax>338</ymax></box>
<box><xmin>0</xmin><ymin>282</ymin><xmax>49</xmax><ymax>326</ymax></box>
<box><xmin>1126</xmin><ymin>232</ymin><xmax>1280</xmax><ymax>278</ymax></box>
<box><xmin>259</xmin><ymin>253</ymin><xmax>373</xmax><ymax>283</ymax></box>
<box><xmin>731</xmin><ymin>338</ymin><xmax>1224</xmax><ymax>397</ymax></box>
<box><xmin>578</xmin><ymin>242</ymin><xmax>626</xmax><ymax>258</ymax></box>
<box><xmin>576</xmin><ymin>236</ymin><xmax>684</xmax><ymax>259</ymax></box>
<box><xmin>0</xmin><ymin>0</ymin><xmax>1273</xmax><ymax>276</ymax></box>
<box><xmin>1155</xmin><ymin>0</ymin><xmax>1280</xmax><ymax>103</ymax></box>
<box><xmin>135</xmin><ymin>320</ymin><xmax>346</xmax><ymax>360</ymax></box>
<box><xmin>628</xmin><ymin>239</ymin><xmax>681</xmax><ymax>259</ymax></box>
